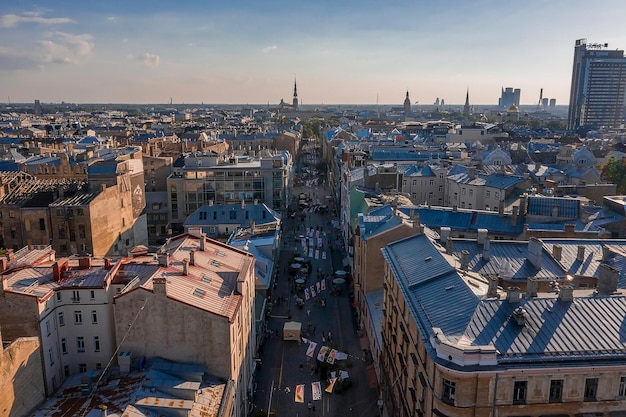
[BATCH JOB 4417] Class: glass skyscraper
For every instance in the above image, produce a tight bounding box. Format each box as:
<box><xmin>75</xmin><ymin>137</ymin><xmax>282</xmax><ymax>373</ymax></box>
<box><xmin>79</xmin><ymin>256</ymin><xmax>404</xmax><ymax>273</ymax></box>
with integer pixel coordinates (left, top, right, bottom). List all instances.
<box><xmin>567</xmin><ymin>38</ymin><xmax>626</xmax><ymax>131</ymax></box>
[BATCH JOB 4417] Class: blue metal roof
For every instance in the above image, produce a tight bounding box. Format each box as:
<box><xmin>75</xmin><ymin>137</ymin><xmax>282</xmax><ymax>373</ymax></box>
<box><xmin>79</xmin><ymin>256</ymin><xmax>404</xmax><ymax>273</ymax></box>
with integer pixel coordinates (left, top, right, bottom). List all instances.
<box><xmin>370</xmin><ymin>148</ymin><xmax>445</xmax><ymax>161</ymax></box>
<box><xmin>527</xmin><ymin>196</ymin><xmax>580</xmax><ymax>218</ymax></box>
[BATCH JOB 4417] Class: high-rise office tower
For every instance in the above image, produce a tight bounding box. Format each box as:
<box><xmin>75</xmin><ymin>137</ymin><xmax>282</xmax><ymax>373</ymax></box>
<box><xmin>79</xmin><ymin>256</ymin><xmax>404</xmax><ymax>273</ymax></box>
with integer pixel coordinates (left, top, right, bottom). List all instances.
<box><xmin>567</xmin><ymin>38</ymin><xmax>626</xmax><ymax>130</ymax></box>
<box><xmin>499</xmin><ymin>87</ymin><xmax>520</xmax><ymax>109</ymax></box>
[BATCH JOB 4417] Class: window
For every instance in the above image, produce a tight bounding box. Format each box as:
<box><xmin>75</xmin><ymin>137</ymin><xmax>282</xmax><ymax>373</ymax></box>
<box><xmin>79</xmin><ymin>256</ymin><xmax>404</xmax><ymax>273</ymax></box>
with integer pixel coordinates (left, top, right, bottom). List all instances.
<box><xmin>72</xmin><ymin>290</ymin><xmax>80</xmax><ymax>302</ymax></box>
<box><xmin>549</xmin><ymin>379</ymin><xmax>563</xmax><ymax>402</ymax></box>
<box><xmin>58</xmin><ymin>312</ymin><xmax>65</xmax><ymax>326</ymax></box>
<box><xmin>74</xmin><ymin>310</ymin><xmax>82</xmax><ymax>324</ymax></box>
<box><xmin>462</xmin><ymin>188</ymin><xmax>466</xmax><ymax>195</ymax></box>
<box><xmin>584</xmin><ymin>378</ymin><xmax>598</xmax><ymax>401</ymax></box>
<box><xmin>199</xmin><ymin>211</ymin><xmax>207</xmax><ymax>221</ymax></box>
<box><xmin>442</xmin><ymin>379</ymin><xmax>455</xmax><ymax>404</ymax></box>
<box><xmin>79</xmin><ymin>363</ymin><xmax>87</xmax><ymax>373</ymax></box>
<box><xmin>76</xmin><ymin>337</ymin><xmax>85</xmax><ymax>353</ymax></box>
<box><xmin>469</xmin><ymin>189</ymin><xmax>473</xmax><ymax>197</ymax></box>
<box><xmin>429</xmin><ymin>179</ymin><xmax>435</xmax><ymax>186</ymax></box>
<box><xmin>96</xmin><ymin>363</ymin><xmax>102</xmax><ymax>370</ymax></box>
<box><xmin>45</xmin><ymin>320</ymin><xmax>51</xmax><ymax>336</ymax></box>
<box><xmin>230</xmin><ymin>211</ymin><xmax>237</xmax><ymax>220</ymax></box>
<box><xmin>513</xmin><ymin>381</ymin><xmax>527</xmax><ymax>404</ymax></box>
<box><xmin>619</xmin><ymin>377</ymin><xmax>626</xmax><ymax>397</ymax></box>
<box><xmin>91</xmin><ymin>310</ymin><xmax>98</xmax><ymax>324</ymax></box>
<box><xmin>39</xmin><ymin>218</ymin><xmax>46</xmax><ymax>231</ymax></box>
<box><xmin>61</xmin><ymin>338</ymin><xmax>67</xmax><ymax>354</ymax></box>
<box><xmin>56</xmin><ymin>292</ymin><xmax>62</xmax><ymax>302</ymax></box>
<box><xmin>94</xmin><ymin>336</ymin><xmax>100</xmax><ymax>352</ymax></box>
<box><xmin>90</xmin><ymin>290</ymin><xmax>95</xmax><ymax>300</ymax></box>
<box><xmin>486</xmin><ymin>190</ymin><xmax>491</xmax><ymax>198</ymax></box>
<box><xmin>495</xmin><ymin>191</ymin><xmax>500</xmax><ymax>199</ymax></box>
<box><xmin>412</xmin><ymin>180</ymin><xmax>417</xmax><ymax>186</ymax></box>
<box><xmin>48</xmin><ymin>348</ymin><xmax>54</xmax><ymax>365</ymax></box>
<box><xmin>78</xmin><ymin>224</ymin><xmax>86</xmax><ymax>239</ymax></box>
<box><xmin>64</xmin><ymin>365</ymin><xmax>70</xmax><ymax>376</ymax></box>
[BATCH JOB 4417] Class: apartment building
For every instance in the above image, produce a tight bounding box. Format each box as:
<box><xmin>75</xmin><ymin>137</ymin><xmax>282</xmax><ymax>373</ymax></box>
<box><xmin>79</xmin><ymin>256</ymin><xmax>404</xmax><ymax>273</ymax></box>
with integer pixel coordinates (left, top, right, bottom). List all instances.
<box><xmin>0</xmin><ymin>247</ymin><xmax>117</xmax><ymax>395</ymax></box>
<box><xmin>445</xmin><ymin>168</ymin><xmax>526</xmax><ymax>212</ymax></box>
<box><xmin>167</xmin><ymin>150</ymin><xmax>292</xmax><ymax>230</ymax></box>
<box><xmin>112</xmin><ymin>231</ymin><xmax>256</xmax><ymax>417</ymax></box>
<box><xmin>379</xmin><ymin>227</ymin><xmax>626</xmax><ymax>417</ymax></box>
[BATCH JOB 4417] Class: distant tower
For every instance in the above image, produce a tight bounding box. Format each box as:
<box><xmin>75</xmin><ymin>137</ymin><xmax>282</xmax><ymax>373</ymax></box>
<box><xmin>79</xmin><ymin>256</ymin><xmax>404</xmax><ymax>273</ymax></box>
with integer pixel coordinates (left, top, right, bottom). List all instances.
<box><xmin>292</xmin><ymin>78</ymin><xmax>299</xmax><ymax>110</ymax></box>
<box><xmin>463</xmin><ymin>89</ymin><xmax>471</xmax><ymax>115</ymax></box>
<box><xmin>403</xmin><ymin>91</ymin><xmax>411</xmax><ymax>114</ymax></box>
<box><xmin>33</xmin><ymin>99</ymin><xmax>42</xmax><ymax>117</ymax></box>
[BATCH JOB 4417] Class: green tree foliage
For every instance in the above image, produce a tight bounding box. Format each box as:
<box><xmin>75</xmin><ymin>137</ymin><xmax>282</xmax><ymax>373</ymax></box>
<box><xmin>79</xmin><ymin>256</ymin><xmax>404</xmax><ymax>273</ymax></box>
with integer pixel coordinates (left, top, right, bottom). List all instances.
<box><xmin>601</xmin><ymin>158</ymin><xmax>626</xmax><ymax>193</ymax></box>
<box><xmin>301</xmin><ymin>119</ymin><xmax>322</xmax><ymax>140</ymax></box>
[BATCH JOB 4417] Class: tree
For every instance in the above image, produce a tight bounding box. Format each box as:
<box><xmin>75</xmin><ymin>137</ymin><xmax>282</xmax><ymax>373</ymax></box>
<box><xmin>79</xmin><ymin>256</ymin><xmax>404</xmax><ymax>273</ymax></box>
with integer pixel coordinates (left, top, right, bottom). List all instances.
<box><xmin>601</xmin><ymin>158</ymin><xmax>626</xmax><ymax>194</ymax></box>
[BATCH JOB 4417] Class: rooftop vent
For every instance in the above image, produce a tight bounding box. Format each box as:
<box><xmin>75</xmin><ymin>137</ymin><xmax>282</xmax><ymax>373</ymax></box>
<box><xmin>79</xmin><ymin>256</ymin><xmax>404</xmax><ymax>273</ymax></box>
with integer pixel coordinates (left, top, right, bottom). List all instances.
<box><xmin>512</xmin><ymin>306</ymin><xmax>527</xmax><ymax>326</ymax></box>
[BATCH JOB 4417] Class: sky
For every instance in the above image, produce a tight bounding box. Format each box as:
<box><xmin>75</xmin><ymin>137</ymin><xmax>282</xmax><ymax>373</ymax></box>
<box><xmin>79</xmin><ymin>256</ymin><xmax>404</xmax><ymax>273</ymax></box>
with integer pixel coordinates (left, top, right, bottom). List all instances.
<box><xmin>1</xmin><ymin>0</ymin><xmax>626</xmax><ymax>106</ymax></box>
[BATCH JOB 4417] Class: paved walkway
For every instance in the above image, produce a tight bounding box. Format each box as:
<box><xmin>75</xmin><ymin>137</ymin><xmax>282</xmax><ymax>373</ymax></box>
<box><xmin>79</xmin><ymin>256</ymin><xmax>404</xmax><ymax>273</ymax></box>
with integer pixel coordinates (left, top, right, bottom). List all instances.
<box><xmin>252</xmin><ymin>180</ymin><xmax>379</xmax><ymax>416</ymax></box>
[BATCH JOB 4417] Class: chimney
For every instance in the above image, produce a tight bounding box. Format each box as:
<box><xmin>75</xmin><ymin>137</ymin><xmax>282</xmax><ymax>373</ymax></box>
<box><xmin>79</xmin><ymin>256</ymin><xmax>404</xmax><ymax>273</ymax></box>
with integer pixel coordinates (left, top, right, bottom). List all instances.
<box><xmin>254</xmin><ymin>199</ymin><xmax>259</xmax><ymax>205</ymax></box>
<box><xmin>602</xmin><ymin>246</ymin><xmax>612</xmax><ymax>262</ymax></box>
<box><xmin>526</xmin><ymin>278</ymin><xmax>538</xmax><ymax>298</ymax></box>
<box><xmin>153</xmin><ymin>277</ymin><xmax>167</xmax><ymax>296</ymax></box>
<box><xmin>101</xmin><ymin>183</ymin><xmax>107</xmax><ymax>192</ymax></box>
<box><xmin>440</xmin><ymin>227</ymin><xmax>451</xmax><ymax>244</ymax></box>
<box><xmin>182</xmin><ymin>258</ymin><xmax>189</xmax><ymax>275</ymax></box>
<box><xmin>157</xmin><ymin>252</ymin><xmax>169</xmax><ymax>267</ymax></box>
<box><xmin>6</xmin><ymin>249</ymin><xmax>14</xmax><ymax>262</ymax></box>
<box><xmin>506</xmin><ymin>287</ymin><xmax>521</xmax><ymax>303</ymax></box>
<box><xmin>446</xmin><ymin>238</ymin><xmax>453</xmax><ymax>254</ymax></box>
<box><xmin>52</xmin><ymin>258</ymin><xmax>69</xmax><ymax>282</ymax></box>
<box><xmin>208</xmin><ymin>200</ymin><xmax>214</xmax><ymax>207</ymax></box>
<box><xmin>0</xmin><ymin>258</ymin><xmax>6</xmax><ymax>273</ymax></box>
<box><xmin>482</xmin><ymin>237</ymin><xmax>491</xmax><ymax>260</ymax></box>
<box><xmin>78</xmin><ymin>256</ymin><xmax>92</xmax><ymax>269</ymax></box>
<box><xmin>576</xmin><ymin>245</ymin><xmax>585</xmax><ymax>262</ymax></box>
<box><xmin>499</xmin><ymin>260</ymin><xmax>512</xmax><ymax>278</ymax></box>
<box><xmin>460</xmin><ymin>250</ymin><xmax>470</xmax><ymax>270</ymax></box>
<box><xmin>468</xmin><ymin>167</ymin><xmax>475</xmax><ymax>180</ymax></box>
<box><xmin>511</xmin><ymin>205</ymin><xmax>519</xmax><ymax>226</ymax></box>
<box><xmin>564</xmin><ymin>224</ymin><xmax>575</xmax><ymax>234</ymax></box>
<box><xmin>452</xmin><ymin>205</ymin><xmax>458</xmax><ymax>212</ymax></box>
<box><xmin>519</xmin><ymin>194</ymin><xmax>528</xmax><ymax>216</ymax></box>
<box><xmin>512</xmin><ymin>306</ymin><xmax>527</xmax><ymax>326</ymax></box>
<box><xmin>487</xmin><ymin>277</ymin><xmax>499</xmax><ymax>297</ymax></box>
<box><xmin>189</xmin><ymin>250</ymin><xmax>195</xmax><ymax>266</ymax></box>
<box><xmin>552</xmin><ymin>245</ymin><xmax>562</xmax><ymax>261</ymax></box>
<box><xmin>200</xmin><ymin>233</ymin><xmax>207</xmax><ymax>251</ymax></box>
<box><xmin>498</xmin><ymin>200</ymin><xmax>504</xmax><ymax>215</ymax></box>
<box><xmin>477</xmin><ymin>229</ymin><xmax>488</xmax><ymax>245</ymax></box>
<box><xmin>559</xmin><ymin>285</ymin><xmax>574</xmax><ymax>302</ymax></box>
<box><xmin>551</xmin><ymin>205</ymin><xmax>559</xmax><ymax>217</ymax></box>
<box><xmin>527</xmin><ymin>238</ymin><xmax>543</xmax><ymax>269</ymax></box>
<box><xmin>597</xmin><ymin>263</ymin><xmax>619</xmax><ymax>294</ymax></box>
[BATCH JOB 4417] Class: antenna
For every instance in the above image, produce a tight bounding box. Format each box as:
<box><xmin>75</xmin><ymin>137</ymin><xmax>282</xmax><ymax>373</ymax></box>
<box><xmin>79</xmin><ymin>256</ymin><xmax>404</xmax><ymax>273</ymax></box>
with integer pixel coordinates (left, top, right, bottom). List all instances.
<box><xmin>537</xmin><ymin>88</ymin><xmax>543</xmax><ymax>111</ymax></box>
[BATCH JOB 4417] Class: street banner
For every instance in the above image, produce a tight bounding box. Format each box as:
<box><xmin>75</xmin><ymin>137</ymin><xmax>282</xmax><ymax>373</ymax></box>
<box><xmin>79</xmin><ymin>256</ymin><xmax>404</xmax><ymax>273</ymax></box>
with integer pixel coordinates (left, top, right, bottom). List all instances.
<box><xmin>316</xmin><ymin>281</ymin><xmax>321</xmax><ymax>292</ymax></box>
<box><xmin>317</xmin><ymin>237</ymin><xmax>322</xmax><ymax>248</ymax></box>
<box><xmin>295</xmin><ymin>384</ymin><xmax>305</xmax><ymax>403</ymax></box>
<box><xmin>317</xmin><ymin>346</ymin><xmax>329</xmax><ymax>362</ymax></box>
<box><xmin>310</xmin><ymin>285</ymin><xmax>316</xmax><ymax>298</ymax></box>
<box><xmin>325</xmin><ymin>378</ymin><xmax>337</xmax><ymax>393</ymax></box>
<box><xmin>304</xmin><ymin>288</ymin><xmax>310</xmax><ymax>300</ymax></box>
<box><xmin>312</xmin><ymin>381</ymin><xmax>322</xmax><ymax>401</ymax></box>
<box><xmin>316</xmin><ymin>230</ymin><xmax>320</xmax><ymax>238</ymax></box>
<box><xmin>322</xmin><ymin>251</ymin><xmax>326</xmax><ymax>260</ymax></box>
<box><xmin>315</xmin><ymin>249</ymin><xmax>319</xmax><ymax>259</ymax></box>
<box><xmin>301</xmin><ymin>238</ymin><xmax>306</xmax><ymax>248</ymax></box>
<box><xmin>327</xmin><ymin>349</ymin><xmax>337</xmax><ymax>364</ymax></box>
<box><xmin>308</xmin><ymin>248</ymin><xmax>313</xmax><ymax>257</ymax></box>
<box><xmin>306</xmin><ymin>341</ymin><xmax>317</xmax><ymax>357</ymax></box>
<box><xmin>321</xmin><ymin>279</ymin><xmax>326</xmax><ymax>291</ymax></box>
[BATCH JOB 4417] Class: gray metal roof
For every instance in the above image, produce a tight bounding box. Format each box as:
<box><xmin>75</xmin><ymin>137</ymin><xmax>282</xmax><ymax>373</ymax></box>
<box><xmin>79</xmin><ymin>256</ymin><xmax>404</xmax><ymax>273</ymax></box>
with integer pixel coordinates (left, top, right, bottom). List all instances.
<box><xmin>465</xmin><ymin>296</ymin><xmax>626</xmax><ymax>363</ymax></box>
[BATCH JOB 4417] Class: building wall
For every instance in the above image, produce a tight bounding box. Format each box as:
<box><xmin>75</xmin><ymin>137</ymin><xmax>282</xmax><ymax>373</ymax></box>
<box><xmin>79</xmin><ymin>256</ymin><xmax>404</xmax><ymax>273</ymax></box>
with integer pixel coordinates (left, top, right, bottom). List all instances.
<box><xmin>142</xmin><ymin>155</ymin><xmax>172</xmax><ymax>193</ymax></box>
<box><xmin>0</xmin><ymin>335</ymin><xmax>45</xmax><ymax>417</ymax></box>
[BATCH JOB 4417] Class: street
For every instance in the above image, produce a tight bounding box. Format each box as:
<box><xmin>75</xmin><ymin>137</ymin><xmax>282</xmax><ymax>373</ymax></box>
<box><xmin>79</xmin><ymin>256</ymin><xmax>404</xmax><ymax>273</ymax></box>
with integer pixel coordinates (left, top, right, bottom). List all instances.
<box><xmin>251</xmin><ymin>149</ymin><xmax>380</xmax><ymax>417</ymax></box>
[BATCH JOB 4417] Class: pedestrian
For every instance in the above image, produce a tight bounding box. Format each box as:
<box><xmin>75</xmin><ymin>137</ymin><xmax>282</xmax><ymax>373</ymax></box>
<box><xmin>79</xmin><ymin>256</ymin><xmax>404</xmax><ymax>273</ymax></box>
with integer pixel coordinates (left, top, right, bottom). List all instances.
<box><xmin>310</xmin><ymin>363</ymin><xmax>315</xmax><ymax>375</ymax></box>
<box><xmin>322</xmin><ymin>335</ymin><xmax>326</xmax><ymax>343</ymax></box>
<box><xmin>328</xmin><ymin>331</ymin><xmax>332</xmax><ymax>343</ymax></box>
<box><xmin>308</xmin><ymin>402</ymin><xmax>312</xmax><ymax>412</ymax></box>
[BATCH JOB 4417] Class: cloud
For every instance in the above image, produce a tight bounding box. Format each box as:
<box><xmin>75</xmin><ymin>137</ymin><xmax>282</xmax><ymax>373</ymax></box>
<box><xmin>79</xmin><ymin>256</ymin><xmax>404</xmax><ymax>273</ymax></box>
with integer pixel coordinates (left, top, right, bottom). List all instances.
<box><xmin>137</xmin><ymin>52</ymin><xmax>160</xmax><ymax>68</ymax></box>
<box><xmin>261</xmin><ymin>45</ymin><xmax>278</xmax><ymax>53</ymax></box>
<box><xmin>0</xmin><ymin>31</ymin><xmax>93</xmax><ymax>71</ymax></box>
<box><xmin>0</xmin><ymin>12</ymin><xmax>73</xmax><ymax>28</ymax></box>
<box><xmin>39</xmin><ymin>32</ymin><xmax>94</xmax><ymax>64</ymax></box>
<box><xmin>106</xmin><ymin>16</ymin><xmax>117</xmax><ymax>23</ymax></box>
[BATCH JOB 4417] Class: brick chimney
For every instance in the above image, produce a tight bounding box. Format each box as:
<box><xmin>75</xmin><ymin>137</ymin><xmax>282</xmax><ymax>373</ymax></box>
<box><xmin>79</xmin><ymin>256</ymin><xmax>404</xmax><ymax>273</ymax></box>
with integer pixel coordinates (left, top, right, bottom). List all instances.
<box><xmin>552</xmin><ymin>245</ymin><xmax>562</xmax><ymax>261</ymax></box>
<box><xmin>53</xmin><ymin>258</ymin><xmax>69</xmax><ymax>282</ymax></box>
<box><xmin>200</xmin><ymin>233</ymin><xmax>207</xmax><ymax>251</ymax></box>
<box><xmin>487</xmin><ymin>277</ymin><xmax>499</xmax><ymax>297</ymax></box>
<box><xmin>460</xmin><ymin>250</ymin><xmax>470</xmax><ymax>270</ymax></box>
<box><xmin>511</xmin><ymin>205</ymin><xmax>519</xmax><ymax>227</ymax></box>
<box><xmin>576</xmin><ymin>245</ymin><xmax>585</xmax><ymax>262</ymax></box>
<box><xmin>526</xmin><ymin>278</ymin><xmax>538</xmax><ymax>298</ymax></box>
<box><xmin>153</xmin><ymin>277</ymin><xmax>167</xmax><ymax>296</ymax></box>
<box><xmin>482</xmin><ymin>237</ymin><xmax>491</xmax><ymax>261</ymax></box>
<box><xmin>0</xmin><ymin>257</ymin><xmax>7</xmax><ymax>273</ymax></box>
<box><xmin>78</xmin><ymin>256</ymin><xmax>92</xmax><ymax>269</ymax></box>
<box><xmin>157</xmin><ymin>252</ymin><xmax>169</xmax><ymax>267</ymax></box>
<box><xmin>602</xmin><ymin>246</ymin><xmax>612</xmax><ymax>262</ymax></box>
<box><xmin>189</xmin><ymin>250</ymin><xmax>195</xmax><ymax>266</ymax></box>
<box><xmin>506</xmin><ymin>287</ymin><xmax>521</xmax><ymax>303</ymax></box>
<box><xmin>559</xmin><ymin>285</ymin><xmax>574</xmax><ymax>302</ymax></box>
<box><xmin>527</xmin><ymin>238</ymin><xmax>543</xmax><ymax>269</ymax></box>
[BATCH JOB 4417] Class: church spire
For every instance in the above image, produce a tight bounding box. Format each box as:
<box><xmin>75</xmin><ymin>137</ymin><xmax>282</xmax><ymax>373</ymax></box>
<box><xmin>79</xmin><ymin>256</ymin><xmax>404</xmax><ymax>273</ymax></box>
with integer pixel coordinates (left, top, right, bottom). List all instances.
<box><xmin>403</xmin><ymin>90</ymin><xmax>411</xmax><ymax>115</ymax></box>
<box><xmin>463</xmin><ymin>88</ymin><xmax>471</xmax><ymax>115</ymax></box>
<box><xmin>292</xmin><ymin>78</ymin><xmax>299</xmax><ymax>110</ymax></box>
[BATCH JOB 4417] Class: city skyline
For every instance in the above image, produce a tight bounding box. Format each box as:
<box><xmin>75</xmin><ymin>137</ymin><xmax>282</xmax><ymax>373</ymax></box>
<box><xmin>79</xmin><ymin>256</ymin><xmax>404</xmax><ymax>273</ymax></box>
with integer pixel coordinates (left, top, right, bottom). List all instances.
<box><xmin>1</xmin><ymin>0</ymin><xmax>626</xmax><ymax>106</ymax></box>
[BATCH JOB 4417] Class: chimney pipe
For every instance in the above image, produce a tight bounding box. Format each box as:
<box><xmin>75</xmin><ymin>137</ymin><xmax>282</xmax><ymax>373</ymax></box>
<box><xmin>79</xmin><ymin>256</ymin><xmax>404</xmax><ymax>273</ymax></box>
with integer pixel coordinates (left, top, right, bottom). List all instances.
<box><xmin>512</xmin><ymin>306</ymin><xmax>527</xmax><ymax>326</ymax></box>
<box><xmin>460</xmin><ymin>250</ymin><xmax>470</xmax><ymax>270</ymax></box>
<box><xmin>576</xmin><ymin>245</ymin><xmax>585</xmax><ymax>262</ymax></box>
<box><xmin>440</xmin><ymin>227</ymin><xmax>451</xmax><ymax>244</ymax></box>
<box><xmin>182</xmin><ymin>258</ymin><xmax>189</xmax><ymax>275</ymax></box>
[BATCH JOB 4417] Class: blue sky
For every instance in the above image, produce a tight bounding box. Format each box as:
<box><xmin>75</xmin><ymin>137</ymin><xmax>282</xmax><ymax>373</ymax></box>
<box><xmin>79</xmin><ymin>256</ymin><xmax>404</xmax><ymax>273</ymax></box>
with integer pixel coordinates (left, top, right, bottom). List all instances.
<box><xmin>1</xmin><ymin>0</ymin><xmax>626</xmax><ymax>105</ymax></box>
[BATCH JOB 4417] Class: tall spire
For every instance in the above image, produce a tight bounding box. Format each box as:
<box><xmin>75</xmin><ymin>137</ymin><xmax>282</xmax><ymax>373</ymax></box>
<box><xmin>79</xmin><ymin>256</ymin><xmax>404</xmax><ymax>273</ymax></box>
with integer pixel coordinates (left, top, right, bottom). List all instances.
<box><xmin>403</xmin><ymin>90</ymin><xmax>411</xmax><ymax>115</ymax></box>
<box><xmin>292</xmin><ymin>77</ymin><xmax>299</xmax><ymax>110</ymax></box>
<box><xmin>463</xmin><ymin>88</ymin><xmax>471</xmax><ymax>115</ymax></box>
